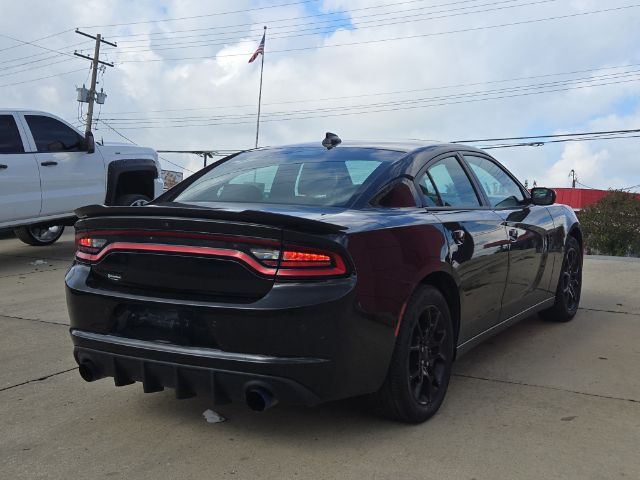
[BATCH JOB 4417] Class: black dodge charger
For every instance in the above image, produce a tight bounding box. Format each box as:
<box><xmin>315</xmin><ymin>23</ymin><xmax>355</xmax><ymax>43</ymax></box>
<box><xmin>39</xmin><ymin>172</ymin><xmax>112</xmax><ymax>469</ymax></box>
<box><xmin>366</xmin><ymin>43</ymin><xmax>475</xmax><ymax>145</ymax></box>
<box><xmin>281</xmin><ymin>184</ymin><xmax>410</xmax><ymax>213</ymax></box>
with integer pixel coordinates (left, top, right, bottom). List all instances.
<box><xmin>66</xmin><ymin>135</ymin><xmax>582</xmax><ymax>423</ymax></box>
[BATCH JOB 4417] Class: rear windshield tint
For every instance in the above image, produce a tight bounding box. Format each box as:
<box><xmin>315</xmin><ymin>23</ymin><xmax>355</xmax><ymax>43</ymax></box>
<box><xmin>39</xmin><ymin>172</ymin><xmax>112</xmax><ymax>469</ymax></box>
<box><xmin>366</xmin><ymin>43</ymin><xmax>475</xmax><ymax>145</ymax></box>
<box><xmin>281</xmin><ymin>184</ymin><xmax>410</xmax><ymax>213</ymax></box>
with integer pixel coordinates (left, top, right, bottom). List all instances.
<box><xmin>173</xmin><ymin>147</ymin><xmax>405</xmax><ymax>207</ymax></box>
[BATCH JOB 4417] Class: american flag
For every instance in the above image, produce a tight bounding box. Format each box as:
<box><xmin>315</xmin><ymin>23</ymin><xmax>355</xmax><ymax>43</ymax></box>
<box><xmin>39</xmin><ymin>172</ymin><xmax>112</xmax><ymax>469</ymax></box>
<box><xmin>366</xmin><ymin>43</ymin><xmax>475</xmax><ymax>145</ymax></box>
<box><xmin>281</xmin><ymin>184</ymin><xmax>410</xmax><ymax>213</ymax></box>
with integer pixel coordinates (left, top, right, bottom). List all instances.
<box><xmin>248</xmin><ymin>32</ymin><xmax>265</xmax><ymax>63</ymax></box>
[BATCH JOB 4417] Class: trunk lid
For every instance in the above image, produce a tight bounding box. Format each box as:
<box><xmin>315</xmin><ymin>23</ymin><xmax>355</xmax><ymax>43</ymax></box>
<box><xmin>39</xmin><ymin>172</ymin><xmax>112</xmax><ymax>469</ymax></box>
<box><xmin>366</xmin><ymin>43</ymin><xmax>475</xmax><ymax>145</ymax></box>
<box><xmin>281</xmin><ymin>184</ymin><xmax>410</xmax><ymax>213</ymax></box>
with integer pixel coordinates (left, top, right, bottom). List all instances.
<box><xmin>74</xmin><ymin>204</ymin><xmax>348</xmax><ymax>303</ymax></box>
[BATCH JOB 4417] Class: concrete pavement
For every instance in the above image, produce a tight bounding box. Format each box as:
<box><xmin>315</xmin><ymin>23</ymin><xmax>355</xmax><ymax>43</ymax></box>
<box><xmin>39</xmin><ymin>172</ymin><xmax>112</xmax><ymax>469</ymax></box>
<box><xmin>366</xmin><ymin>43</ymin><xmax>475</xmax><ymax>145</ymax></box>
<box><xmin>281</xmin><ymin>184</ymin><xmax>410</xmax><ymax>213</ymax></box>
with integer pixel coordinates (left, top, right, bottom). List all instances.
<box><xmin>1</xmin><ymin>231</ymin><xmax>638</xmax><ymax>479</ymax></box>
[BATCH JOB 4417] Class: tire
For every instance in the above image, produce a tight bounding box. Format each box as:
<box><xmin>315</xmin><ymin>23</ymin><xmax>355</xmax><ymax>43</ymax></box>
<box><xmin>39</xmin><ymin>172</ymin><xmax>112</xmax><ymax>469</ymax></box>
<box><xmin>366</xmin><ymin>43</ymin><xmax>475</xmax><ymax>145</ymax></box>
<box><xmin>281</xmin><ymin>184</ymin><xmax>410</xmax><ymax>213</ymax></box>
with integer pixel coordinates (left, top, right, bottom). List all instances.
<box><xmin>372</xmin><ymin>285</ymin><xmax>455</xmax><ymax>423</ymax></box>
<box><xmin>540</xmin><ymin>235</ymin><xmax>582</xmax><ymax>322</ymax></box>
<box><xmin>14</xmin><ymin>225</ymin><xmax>65</xmax><ymax>246</ymax></box>
<box><xmin>115</xmin><ymin>194</ymin><xmax>150</xmax><ymax>206</ymax></box>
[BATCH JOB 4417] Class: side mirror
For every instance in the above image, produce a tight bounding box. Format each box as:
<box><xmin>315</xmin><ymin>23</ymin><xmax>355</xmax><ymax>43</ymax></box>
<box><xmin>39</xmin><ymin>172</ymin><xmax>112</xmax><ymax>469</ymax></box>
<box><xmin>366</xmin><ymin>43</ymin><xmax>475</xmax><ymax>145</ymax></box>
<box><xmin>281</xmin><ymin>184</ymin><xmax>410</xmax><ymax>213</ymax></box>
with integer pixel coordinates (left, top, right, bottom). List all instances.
<box><xmin>84</xmin><ymin>132</ymin><xmax>95</xmax><ymax>154</ymax></box>
<box><xmin>530</xmin><ymin>187</ymin><xmax>556</xmax><ymax>206</ymax></box>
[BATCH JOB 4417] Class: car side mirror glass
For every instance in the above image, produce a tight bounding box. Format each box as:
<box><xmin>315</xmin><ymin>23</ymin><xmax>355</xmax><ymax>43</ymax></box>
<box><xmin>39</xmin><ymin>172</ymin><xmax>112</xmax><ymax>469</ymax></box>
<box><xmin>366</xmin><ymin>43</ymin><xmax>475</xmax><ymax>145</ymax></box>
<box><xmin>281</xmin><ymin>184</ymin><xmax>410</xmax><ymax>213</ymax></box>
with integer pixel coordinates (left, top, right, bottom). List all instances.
<box><xmin>530</xmin><ymin>187</ymin><xmax>556</xmax><ymax>206</ymax></box>
<box><xmin>47</xmin><ymin>141</ymin><xmax>65</xmax><ymax>152</ymax></box>
<box><xmin>84</xmin><ymin>132</ymin><xmax>95</xmax><ymax>154</ymax></box>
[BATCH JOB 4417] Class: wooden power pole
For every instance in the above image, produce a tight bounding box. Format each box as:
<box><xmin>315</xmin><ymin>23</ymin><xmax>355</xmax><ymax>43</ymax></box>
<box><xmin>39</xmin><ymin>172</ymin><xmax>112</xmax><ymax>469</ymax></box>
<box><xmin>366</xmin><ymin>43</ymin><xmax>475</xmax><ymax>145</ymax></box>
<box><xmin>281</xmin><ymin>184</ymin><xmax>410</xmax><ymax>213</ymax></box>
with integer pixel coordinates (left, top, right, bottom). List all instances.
<box><xmin>74</xmin><ymin>30</ymin><xmax>116</xmax><ymax>137</ymax></box>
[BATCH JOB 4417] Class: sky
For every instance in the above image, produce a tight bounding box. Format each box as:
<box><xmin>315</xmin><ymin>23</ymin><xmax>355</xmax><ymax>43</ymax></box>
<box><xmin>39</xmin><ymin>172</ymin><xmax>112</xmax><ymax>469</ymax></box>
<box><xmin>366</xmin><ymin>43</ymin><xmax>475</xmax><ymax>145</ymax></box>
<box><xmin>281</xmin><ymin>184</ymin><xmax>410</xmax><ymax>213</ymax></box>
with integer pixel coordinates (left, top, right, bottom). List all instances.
<box><xmin>1</xmin><ymin>0</ymin><xmax>639</xmax><ymax>190</ymax></box>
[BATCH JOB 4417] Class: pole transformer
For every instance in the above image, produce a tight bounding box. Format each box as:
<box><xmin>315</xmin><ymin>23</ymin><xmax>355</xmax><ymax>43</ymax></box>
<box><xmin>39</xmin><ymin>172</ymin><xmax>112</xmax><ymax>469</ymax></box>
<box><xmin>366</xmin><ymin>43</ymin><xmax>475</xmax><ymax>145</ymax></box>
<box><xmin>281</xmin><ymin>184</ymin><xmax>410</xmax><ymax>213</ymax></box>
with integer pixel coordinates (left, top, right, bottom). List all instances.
<box><xmin>74</xmin><ymin>30</ymin><xmax>116</xmax><ymax>137</ymax></box>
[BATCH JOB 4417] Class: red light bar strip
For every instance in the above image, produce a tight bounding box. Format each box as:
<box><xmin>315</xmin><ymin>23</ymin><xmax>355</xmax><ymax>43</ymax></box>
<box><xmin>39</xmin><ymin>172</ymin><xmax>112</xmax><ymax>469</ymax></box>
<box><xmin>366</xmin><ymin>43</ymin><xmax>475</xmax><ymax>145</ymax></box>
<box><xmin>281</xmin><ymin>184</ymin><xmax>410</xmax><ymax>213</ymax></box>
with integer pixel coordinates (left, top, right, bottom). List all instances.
<box><xmin>75</xmin><ymin>230</ymin><xmax>279</xmax><ymax>247</ymax></box>
<box><xmin>75</xmin><ymin>242</ymin><xmax>278</xmax><ymax>276</ymax></box>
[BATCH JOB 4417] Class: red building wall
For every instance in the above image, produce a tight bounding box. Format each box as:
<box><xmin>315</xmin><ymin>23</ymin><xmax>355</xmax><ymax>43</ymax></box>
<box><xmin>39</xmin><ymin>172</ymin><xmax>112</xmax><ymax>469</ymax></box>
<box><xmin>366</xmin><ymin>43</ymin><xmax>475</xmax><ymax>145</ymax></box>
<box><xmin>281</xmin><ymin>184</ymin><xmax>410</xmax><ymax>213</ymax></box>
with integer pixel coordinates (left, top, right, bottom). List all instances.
<box><xmin>552</xmin><ymin>188</ymin><xmax>640</xmax><ymax>210</ymax></box>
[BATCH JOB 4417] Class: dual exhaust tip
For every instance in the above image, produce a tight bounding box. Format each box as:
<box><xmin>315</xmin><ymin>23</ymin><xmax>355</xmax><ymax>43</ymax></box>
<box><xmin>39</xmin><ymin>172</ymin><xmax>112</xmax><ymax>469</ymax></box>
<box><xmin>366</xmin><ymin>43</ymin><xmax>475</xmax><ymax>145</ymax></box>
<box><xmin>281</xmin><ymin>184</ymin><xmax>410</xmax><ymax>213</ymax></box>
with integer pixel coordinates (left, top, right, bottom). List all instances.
<box><xmin>245</xmin><ymin>386</ymin><xmax>278</xmax><ymax>412</ymax></box>
<box><xmin>78</xmin><ymin>362</ymin><xmax>278</xmax><ymax>412</ymax></box>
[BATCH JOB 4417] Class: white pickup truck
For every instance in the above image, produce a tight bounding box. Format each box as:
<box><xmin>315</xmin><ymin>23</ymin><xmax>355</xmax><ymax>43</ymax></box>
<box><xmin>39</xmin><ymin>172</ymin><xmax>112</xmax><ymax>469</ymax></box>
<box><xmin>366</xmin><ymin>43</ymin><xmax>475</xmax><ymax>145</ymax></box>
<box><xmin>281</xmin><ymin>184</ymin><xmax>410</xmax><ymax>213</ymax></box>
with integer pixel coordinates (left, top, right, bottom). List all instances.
<box><xmin>0</xmin><ymin>110</ymin><xmax>164</xmax><ymax>245</ymax></box>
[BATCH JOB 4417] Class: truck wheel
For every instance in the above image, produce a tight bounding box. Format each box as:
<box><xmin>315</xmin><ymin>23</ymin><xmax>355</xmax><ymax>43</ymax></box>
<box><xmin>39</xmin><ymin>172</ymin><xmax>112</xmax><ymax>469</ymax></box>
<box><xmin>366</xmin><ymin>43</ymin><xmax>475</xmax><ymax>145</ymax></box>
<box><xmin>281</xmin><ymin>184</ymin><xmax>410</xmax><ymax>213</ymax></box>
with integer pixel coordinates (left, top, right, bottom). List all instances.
<box><xmin>116</xmin><ymin>194</ymin><xmax>150</xmax><ymax>206</ymax></box>
<box><xmin>14</xmin><ymin>225</ymin><xmax>65</xmax><ymax>246</ymax></box>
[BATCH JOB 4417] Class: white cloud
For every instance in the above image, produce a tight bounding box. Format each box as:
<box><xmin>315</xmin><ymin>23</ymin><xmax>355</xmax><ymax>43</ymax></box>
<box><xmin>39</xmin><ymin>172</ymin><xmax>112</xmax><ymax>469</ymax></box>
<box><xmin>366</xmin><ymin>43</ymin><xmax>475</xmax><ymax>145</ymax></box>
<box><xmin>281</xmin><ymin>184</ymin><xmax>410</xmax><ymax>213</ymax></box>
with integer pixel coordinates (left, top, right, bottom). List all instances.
<box><xmin>541</xmin><ymin>142</ymin><xmax>609</xmax><ymax>188</ymax></box>
<box><xmin>0</xmin><ymin>0</ymin><xmax>638</xmax><ymax>186</ymax></box>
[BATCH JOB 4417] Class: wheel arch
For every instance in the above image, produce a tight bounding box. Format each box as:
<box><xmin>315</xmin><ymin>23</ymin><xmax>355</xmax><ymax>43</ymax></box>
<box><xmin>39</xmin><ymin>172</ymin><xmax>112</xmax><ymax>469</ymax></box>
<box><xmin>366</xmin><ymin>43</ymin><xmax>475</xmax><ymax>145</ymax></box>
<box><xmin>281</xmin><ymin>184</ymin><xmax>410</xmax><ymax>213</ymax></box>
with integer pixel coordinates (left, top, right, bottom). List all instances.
<box><xmin>419</xmin><ymin>270</ymin><xmax>461</xmax><ymax>353</ymax></box>
<box><xmin>568</xmin><ymin>223</ymin><xmax>583</xmax><ymax>251</ymax></box>
<box><xmin>105</xmin><ymin>159</ymin><xmax>158</xmax><ymax>205</ymax></box>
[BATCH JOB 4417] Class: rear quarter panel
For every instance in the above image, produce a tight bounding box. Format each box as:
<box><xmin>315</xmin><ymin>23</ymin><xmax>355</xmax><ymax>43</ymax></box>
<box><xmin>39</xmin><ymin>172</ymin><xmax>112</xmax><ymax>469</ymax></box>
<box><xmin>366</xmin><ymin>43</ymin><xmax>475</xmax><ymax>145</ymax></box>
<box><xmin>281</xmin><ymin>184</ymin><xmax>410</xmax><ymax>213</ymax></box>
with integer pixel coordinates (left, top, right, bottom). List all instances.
<box><xmin>346</xmin><ymin>210</ymin><xmax>449</xmax><ymax>323</ymax></box>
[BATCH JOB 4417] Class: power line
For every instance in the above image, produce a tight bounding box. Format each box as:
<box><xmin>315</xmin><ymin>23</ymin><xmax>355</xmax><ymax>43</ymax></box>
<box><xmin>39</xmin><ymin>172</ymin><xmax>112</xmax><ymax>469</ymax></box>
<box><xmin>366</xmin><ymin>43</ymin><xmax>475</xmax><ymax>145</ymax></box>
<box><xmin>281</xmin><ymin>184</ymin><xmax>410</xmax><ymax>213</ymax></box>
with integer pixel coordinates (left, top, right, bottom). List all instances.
<box><xmin>80</xmin><ymin>0</ymin><xmax>319</xmax><ymax>28</ymax></box>
<box><xmin>0</xmin><ymin>40</ymin><xmax>94</xmax><ymax>68</ymax></box>
<box><xmin>0</xmin><ymin>28</ymin><xmax>74</xmax><ymax>53</ymax></box>
<box><xmin>0</xmin><ymin>54</ymin><xmax>69</xmax><ymax>71</ymax></box>
<box><xmin>110</xmin><ymin>0</ymin><xmax>480</xmax><ymax>39</ymax></box>
<box><xmin>0</xmin><ymin>33</ymin><xmax>77</xmax><ymax>59</ymax></box>
<box><xmin>103</xmin><ymin>62</ymin><xmax>640</xmax><ymax>116</ymax></box>
<box><xmin>454</xmin><ymin>127</ymin><xmax>640</xmax><ymax>143</ymax></box>
<box><xmin>481</xmin><ymin>133</ymin><xmax>640</xmax><ymax>149</ymax></box>
<box><xmin>0</xmin><ymin>68</ymin><xmax>86</xmax><ymax>88</ymax></box>
<box><xmin>100</xmin><ymin>69</ymin><xmax>640</xmax><ymax>123</ymax></box>
<box><xmin>116</xmin><ymin>4</ymin><xmax>640</xmax><ymax>63</ymax></box>
<box><xmin>113</xmin><ymin>0</ymin><xmax>549</xmax><ymax>52</ymax></box>
<box><xmin>96</xmin><ymin>119</ymin><xmax>197</xmax><ymax>174</ymax></box>
<box><xmin>101</xmin><ymin>74</ymin><xmax>640</xmax><ymax>128</ymax></box>
<box><xmin>0</xmin><ymin>58</ymin><xmax>80</xmax><ymax>79</ymax></box>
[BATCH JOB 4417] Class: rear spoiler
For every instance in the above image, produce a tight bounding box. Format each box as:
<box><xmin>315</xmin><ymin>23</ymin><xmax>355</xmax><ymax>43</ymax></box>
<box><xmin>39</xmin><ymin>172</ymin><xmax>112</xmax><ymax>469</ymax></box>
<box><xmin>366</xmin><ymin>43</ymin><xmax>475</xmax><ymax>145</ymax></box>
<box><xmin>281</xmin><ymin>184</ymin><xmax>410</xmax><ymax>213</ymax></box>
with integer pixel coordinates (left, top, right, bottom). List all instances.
<box><xmin>75</xmin><ymin>204</ymin><xmax>346</xmax><ymax>234</ymax></box>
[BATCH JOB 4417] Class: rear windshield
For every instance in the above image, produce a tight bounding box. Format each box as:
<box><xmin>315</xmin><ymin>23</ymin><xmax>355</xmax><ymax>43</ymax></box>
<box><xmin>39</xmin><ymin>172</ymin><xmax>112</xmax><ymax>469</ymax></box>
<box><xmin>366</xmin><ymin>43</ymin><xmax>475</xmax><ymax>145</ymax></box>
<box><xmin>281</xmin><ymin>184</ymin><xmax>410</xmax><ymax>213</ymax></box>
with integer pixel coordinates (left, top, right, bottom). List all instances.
<box><xmin>173</xmin><ymin>147</ymin><xmax>404</xmax><ymax>207</ymax></box>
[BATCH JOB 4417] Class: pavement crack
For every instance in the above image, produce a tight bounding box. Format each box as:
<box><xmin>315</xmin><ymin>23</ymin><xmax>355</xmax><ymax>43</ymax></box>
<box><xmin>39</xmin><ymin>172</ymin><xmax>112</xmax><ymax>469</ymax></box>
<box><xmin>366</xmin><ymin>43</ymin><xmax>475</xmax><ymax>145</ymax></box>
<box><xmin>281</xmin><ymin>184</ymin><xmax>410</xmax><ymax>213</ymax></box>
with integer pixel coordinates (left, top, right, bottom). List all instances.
<box><xmin>0</xmin><ymin>367</ymin><xmax>76</xmax><ymax>393</ymax></box>
<box><xmin>0</xmin><ymin>267</ymin><xmax>66</xmax><ymax>279</ymax></box>
<box><xmin>0</xmin><ymin>314</ymin><xmax>68</xmax><ymax>327</ymax></box>
<box><xmin>0</xmin><ymin>252</ymin><xmax>72</xmax><ymax>262</ymax></box>
<box><xmin>453</xmin><ymin>373</ymin><xmax>640</xmax><ymax>404</ymax></box>
<box><xmin>579</xmin><ymin>307</ymin><xmax>639</xmax><ymax>317</ymax></box>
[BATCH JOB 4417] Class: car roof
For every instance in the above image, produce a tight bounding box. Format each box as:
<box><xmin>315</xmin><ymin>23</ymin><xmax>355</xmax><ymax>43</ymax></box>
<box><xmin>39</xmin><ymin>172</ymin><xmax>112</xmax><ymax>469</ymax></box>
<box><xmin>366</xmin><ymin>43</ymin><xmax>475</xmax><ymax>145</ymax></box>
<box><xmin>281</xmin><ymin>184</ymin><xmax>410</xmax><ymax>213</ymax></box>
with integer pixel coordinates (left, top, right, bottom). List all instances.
<box><xmin>255</xmin><ymin>140</ymin><xmax>487</xmax><ymax>156</ymax></box>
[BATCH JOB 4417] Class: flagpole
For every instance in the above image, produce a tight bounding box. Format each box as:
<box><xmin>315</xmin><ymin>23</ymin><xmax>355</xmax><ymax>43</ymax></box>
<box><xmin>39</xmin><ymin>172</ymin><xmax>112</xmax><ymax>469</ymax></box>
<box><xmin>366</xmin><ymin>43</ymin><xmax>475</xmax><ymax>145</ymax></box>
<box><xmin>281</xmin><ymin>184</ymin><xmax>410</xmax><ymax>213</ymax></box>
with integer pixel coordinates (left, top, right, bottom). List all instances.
<box><xmin>255</xmin><ymin>25</ymin><xmax>266</xmax><ymax>149</ymax></box>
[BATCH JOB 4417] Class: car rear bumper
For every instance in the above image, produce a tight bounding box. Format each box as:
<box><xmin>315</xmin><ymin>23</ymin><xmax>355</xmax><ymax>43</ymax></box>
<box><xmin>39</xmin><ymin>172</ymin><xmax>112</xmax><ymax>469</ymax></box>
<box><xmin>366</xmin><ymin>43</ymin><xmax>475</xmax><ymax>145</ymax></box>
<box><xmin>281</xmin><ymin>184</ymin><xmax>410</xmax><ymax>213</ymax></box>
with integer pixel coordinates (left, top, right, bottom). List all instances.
<box><xmin>66</xmin><ymin>263</ymin><xmax>397</xmax><ymax>405</ymax></box>
<box><xmin>72</xmin><ymin>331</ymin><xmax>324</xmax><ymax>405</ymax></box>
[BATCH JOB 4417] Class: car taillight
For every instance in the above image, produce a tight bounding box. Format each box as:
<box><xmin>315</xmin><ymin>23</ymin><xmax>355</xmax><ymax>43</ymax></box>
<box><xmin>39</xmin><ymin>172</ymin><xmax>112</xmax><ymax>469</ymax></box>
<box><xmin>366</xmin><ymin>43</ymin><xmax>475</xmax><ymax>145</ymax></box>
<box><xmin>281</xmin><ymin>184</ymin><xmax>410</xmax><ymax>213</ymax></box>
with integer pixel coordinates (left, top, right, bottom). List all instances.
<box><xmin>276</xmin><ymin>246</ymin><xmax>347</xmax><ymax>278</ymax></box>
<box><xmin>281</xmin><ymin>250</ymin><xmax>331</xmax><ymax>267</ymax></box>
<box><xmin>249</xmin><ymin>247</ymin><xmax>280</xmax><ymax>267</ymax></box>
<box><xmin>74</xmin><ymin>231</ymin><xmax>348</xmax><ymax>278</ymax></box>
<box><xmin>76</xmin><ymin>236</ymin><xmax>107</xmax><ymax>258</ymax></box>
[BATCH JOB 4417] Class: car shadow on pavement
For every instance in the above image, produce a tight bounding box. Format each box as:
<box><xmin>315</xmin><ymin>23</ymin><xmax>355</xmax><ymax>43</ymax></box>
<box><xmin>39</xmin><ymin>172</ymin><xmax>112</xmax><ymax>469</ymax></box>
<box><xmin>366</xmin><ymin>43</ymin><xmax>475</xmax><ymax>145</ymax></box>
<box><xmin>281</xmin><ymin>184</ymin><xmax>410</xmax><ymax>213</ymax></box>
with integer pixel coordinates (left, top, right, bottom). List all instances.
<box><xmin>126</xmin><ymin>312</ymin><xmax>560</xmax><ymax>436</ymax></box>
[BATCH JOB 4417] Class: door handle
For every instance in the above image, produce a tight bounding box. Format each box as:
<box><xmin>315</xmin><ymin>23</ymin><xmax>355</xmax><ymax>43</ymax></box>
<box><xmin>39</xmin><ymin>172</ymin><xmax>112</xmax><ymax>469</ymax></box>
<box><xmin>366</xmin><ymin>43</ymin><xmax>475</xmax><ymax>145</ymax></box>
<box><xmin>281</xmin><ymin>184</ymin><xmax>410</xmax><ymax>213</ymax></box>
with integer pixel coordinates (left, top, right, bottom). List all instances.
<box><xmin>40</xmin><ymin>161</ymin><xmax>58</xmax><ymax>166</ymax></box>
<box><xmin>508</xmin><ymin>228</ymin><xmax>519</xmax><ymax>242</ymax></box>
<box><xmin>0</xmin><ymin>164</ymin><xmax>7</xmax><ymax>169</ymax></box>
<box><xmin>452</xmin><ymin>229</ymin><xmax>465</xmax><ymax>245</ymax></box>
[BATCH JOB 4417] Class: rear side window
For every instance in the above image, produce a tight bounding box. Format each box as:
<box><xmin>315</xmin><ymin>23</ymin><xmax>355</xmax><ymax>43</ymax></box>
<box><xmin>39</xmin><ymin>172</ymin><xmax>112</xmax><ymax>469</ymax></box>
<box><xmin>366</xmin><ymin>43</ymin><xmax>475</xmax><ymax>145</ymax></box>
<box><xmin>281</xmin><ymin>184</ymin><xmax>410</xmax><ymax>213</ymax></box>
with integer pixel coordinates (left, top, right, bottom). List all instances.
<box><xmin>0</xmin><ymin>115</ymin><xmax>24</xmax><ymax>154</ymax></box>
<box><xmin>25</xmin><ymin>115</ymin><xmax>83</xmax><ymax>153</ymax></box>
<box><xmin>464</xmin><ymin>155</ymin><xmax>526</xmax><ymax>208</ymax></box>
<box><xmin>419</xmin><ymin>156</ymin><xmax>480</xmax><ymax>207</ymax></box>
<box><xmin>174</xmin><ymin>147</ymin><xmax>403</xmax><ymax>207</ymax></box>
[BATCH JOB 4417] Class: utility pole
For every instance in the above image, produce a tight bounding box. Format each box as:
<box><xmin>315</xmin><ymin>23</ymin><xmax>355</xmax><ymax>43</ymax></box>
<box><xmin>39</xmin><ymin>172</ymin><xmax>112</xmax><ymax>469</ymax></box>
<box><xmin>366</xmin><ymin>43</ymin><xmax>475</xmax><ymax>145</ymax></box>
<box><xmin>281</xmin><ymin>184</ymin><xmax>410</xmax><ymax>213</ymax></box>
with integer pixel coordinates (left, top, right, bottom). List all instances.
<box><xmin>569</xmin><ymin>169</ymin><xmax>577</xmax><ymax>188</ymax></box>
<box><xmin>74</xmin><ymin>30</ymin><xmax>116</xmax><ymax>137</ymax></box>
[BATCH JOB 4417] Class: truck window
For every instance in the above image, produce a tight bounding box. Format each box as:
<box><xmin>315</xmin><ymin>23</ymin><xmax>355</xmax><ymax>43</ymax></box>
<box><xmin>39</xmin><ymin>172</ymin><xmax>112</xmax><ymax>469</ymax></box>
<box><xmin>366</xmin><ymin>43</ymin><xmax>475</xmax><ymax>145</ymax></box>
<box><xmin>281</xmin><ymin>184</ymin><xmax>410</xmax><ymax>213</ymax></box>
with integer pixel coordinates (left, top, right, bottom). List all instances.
<box><xmin>0</xmin><ymin>115</ymin><xmax>25</xmax><ymax>154</ymax></box>
<box><xmin>25</xmin><ymin>115</ymin><xmax>83</xmax><ymax>153</ymax></box>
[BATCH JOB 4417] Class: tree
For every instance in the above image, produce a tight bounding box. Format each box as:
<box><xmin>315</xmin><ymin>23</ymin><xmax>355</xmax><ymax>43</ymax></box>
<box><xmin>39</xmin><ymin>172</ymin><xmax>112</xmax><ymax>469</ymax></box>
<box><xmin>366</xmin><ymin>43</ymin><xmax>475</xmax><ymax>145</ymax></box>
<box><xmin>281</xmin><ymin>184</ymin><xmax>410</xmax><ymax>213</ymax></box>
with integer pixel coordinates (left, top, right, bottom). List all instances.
<box><xmin>579</xmin><ymin>190</ymin><xmax>640</xmax><ymax>257</ymax></box>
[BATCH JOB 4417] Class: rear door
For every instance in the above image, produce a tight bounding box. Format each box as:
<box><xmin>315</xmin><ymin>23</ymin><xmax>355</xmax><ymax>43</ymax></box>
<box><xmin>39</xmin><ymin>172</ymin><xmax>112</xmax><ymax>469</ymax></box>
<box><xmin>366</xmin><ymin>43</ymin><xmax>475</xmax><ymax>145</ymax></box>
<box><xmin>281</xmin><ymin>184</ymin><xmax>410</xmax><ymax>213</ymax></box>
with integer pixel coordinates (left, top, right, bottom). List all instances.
<box><xmin>462</xmin><ymin>153</ymin><xmax>555</xmax><ymax>321</ymax></box>
<box><xmin>0</xmin><ymin>114</ymin><xmax>41</xmax><ymax>223</ymax></box>
<box><xmin>415</xmin><ymin>153</ymin><xmax>510</xmax><ymax>344</ymax></box>
<box><xmin>22</xmin><ymin>114</ymin><xmax>105</xmax><ymax>216</ymax></box>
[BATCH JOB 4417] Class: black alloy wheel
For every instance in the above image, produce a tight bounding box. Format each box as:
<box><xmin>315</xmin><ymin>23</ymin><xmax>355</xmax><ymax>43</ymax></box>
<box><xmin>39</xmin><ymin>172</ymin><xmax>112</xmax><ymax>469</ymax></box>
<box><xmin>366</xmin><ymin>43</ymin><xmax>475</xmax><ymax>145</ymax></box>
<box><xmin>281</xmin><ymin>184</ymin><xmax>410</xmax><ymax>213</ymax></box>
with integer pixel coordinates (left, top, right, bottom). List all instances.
<box><xmin>561</xmin><ymin>244</ymin><xmax>581</xmax><ymax>313</ymax></box>
<box><xmin>408</xmin><ymin>305</ymin><xmax>449</xmax><ymax>407</ymax></box>
<box><xmin>540</xmin><ymin>235</ymin><xmax>582</xmax><ymax>322</ymax></box>
<box><xmin>373</xmin><ymin>285</ymin><xmax>454</xmax><ymax>423</ymax></box>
